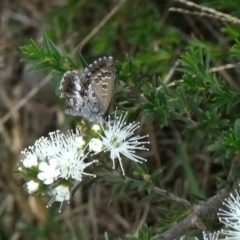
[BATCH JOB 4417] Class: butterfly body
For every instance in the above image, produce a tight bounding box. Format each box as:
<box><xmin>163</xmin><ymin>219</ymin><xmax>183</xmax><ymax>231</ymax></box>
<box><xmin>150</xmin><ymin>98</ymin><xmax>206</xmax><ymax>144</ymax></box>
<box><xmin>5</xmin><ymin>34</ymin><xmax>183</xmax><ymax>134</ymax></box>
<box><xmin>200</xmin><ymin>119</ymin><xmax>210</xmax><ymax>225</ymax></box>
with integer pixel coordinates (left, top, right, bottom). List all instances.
<box><xmin>59</xmin><ymin>56</ymin><xmax>115</xmax><ymax>122</ymax></box>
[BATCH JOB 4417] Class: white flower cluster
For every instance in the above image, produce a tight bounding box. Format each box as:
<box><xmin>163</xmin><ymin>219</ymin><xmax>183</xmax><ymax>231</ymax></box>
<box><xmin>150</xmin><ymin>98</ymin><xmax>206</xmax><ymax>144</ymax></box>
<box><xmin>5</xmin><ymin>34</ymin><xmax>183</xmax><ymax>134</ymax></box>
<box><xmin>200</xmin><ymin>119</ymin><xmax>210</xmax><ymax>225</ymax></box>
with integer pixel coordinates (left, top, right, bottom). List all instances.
<box><xmin>178</xmin><ymin>232</ymin><xmax>218</xmax><ymax>240</ymax></box>
<box><xmin>217</xmin><ymin>189</ymin><xmax>240</xmax><ymax>239</ymax></box>
<box><xmin>19</xmin><ymin>130</ymin><xmax>95</xmax><ymax>211</ymax></box>
<box><xmin>18</xmin><ymin>112</ymin><xmax>149</xmax><ymax>210</ymax></box>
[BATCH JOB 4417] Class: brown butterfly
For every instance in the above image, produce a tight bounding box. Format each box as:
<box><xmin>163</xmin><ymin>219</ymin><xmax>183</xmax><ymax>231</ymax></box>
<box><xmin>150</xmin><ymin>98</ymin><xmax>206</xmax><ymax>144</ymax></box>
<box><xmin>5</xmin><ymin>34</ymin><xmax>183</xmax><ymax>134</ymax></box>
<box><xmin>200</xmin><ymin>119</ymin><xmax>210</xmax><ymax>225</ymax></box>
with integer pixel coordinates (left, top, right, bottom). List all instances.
<box><xmin>59</xmin><ymin>56</ymin><xmax>115</xmax><ymax>122</ymax></box>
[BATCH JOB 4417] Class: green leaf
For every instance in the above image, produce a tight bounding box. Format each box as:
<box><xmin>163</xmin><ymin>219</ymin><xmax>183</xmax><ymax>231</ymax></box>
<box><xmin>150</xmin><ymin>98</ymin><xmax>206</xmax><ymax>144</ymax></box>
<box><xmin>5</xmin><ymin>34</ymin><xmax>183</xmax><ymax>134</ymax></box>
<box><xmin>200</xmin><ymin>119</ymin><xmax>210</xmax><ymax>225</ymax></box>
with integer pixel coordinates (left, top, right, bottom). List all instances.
<box><xmin>104</xmin><ymin>232</ymin><xmax>109</xmax><ymax>240</ymax></box>
<box><xmin>234</xmin><ymin>119</ymin><xmax>240</xmax><ymax>137</ymax></box>
<box><xmin>76</xmin><ymin>50</ymin><xmax>88</xmax><ymax>68</ymax></box>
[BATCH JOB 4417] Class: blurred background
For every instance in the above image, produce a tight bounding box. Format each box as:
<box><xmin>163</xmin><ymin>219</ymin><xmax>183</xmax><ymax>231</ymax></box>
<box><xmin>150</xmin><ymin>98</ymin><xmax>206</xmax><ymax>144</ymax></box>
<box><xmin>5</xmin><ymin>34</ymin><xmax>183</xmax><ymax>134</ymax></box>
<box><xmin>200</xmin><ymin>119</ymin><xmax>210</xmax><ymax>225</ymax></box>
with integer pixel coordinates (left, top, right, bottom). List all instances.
<box><xmin>0</xmin><ymin>0</ymin><xmax>238</xmax><ymax>239</ymax></box>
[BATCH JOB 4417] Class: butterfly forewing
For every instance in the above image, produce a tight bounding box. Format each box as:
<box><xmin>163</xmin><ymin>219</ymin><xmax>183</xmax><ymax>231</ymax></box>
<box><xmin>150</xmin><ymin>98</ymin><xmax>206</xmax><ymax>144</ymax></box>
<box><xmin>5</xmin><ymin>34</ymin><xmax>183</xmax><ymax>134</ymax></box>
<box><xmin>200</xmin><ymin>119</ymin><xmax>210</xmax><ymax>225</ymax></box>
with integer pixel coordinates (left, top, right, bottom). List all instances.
<box><xmin>89</xmin><ymin>56</ymin><xmax>115</xmax><ymax>112</ymax></box>
<box><xmin>59</xmin><ymin>56</ymin><xmax>115</xmax><ymax>122</ymax></box>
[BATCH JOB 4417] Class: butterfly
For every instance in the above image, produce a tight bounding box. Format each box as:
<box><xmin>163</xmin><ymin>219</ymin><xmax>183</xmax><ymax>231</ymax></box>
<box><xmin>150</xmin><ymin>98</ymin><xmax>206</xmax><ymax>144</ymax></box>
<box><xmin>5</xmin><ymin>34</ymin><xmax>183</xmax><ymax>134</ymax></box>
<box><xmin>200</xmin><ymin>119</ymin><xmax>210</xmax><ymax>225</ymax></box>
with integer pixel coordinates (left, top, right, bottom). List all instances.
<box><xmin>59</xmin><ymin>56</ymin><xmax>115</xmax><ymax>122</ymax></box>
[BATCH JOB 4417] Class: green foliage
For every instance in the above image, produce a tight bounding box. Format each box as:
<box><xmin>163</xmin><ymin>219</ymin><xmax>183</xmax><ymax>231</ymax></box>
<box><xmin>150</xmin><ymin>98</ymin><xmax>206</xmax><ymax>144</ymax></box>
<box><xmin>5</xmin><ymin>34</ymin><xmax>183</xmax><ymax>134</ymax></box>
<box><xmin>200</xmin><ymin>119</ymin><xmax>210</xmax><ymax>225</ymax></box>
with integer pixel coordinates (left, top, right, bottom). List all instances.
<box><xmin>20</xmin><ymin>35</ymin><xmax>66</xmax><ymax>72</ymax></box>
<box><xmin>208</xmin><ymin>119</ymin><xmax>240</xmax><ymax>180</ymax></box>
<box><xmin>20</xmin><ymin>35</ymin><xmax>87</xmax><ymax>75</ymax></box>
<box><xmin>189</xmin><ymin>108</ymin><xmax>229</xmax><ymax>139</ymax></box>
<box><xmin>117</xmin><ymin>224</ymin><xmax>153</xmax><ymax>240</ymax></box>
<box><xmin>209</xmin><ymin>119</ymin><xmax>240</xmax><ymax>159</ymax></box>
<box><xmin>115</xmin><ymin>55</ymin><xmax>141</xmax><ymax>88</ymax></box>
<box><xmin>230</xmin><ymin>39</ymin><xmax>240</xmax><ymax>58</ymax></box>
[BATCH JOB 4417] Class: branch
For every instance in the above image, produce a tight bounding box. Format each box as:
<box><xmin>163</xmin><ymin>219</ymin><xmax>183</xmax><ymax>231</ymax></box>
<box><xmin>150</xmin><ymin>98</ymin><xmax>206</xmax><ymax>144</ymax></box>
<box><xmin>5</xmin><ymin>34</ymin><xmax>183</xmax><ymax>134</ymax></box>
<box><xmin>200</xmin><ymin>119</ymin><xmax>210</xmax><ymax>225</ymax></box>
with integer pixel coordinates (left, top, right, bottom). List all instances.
<box><xmin>170</xmin><ymin>0</ymin><xmax>240</xmax><ymax>25</ymax></box>
<box><xmin>98</xmin><ymin>169</ymin><xmax>192</xmax><ymax>208</ymax></box>
<box><xmin>151</xmin><ymin>188</ymin><xmax>229</xmax><ymax>240</ymax></box>
<box><xmin>72</xmin><ymin>0</ymin><xmax>126</xmax><ymax>52</ymax></box>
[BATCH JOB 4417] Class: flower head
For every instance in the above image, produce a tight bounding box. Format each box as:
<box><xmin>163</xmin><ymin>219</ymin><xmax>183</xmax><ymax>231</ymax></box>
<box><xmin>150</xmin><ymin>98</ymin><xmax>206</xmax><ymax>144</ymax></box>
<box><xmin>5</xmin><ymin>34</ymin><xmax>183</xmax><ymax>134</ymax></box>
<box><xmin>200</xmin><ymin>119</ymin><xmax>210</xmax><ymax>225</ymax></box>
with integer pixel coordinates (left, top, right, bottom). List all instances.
<box><xmin>55</xmin><ymin>143</ymin><xmax>94</xmax><ymax>181</ymax></box>
<box><xmin>177</xmin><ymin>232</ymin><xmax>218</xmax><ymax>240</ymax></box>
<box><xmin>202</xmin><ymin>232</ymin><xmax>219</xmax><ymax>240</ymax></box>
<box><xmin>218</xmin><ymin>189</ymin><xmax>240</xmax><ymax>239</ymax></box>
<box><xmin>22</xmin><ymin>154</ymin><xmax>38</xmax><ymax>168</ymax></box>
<box><xmin>47</xmin><ymin>184</ymin><xmax>71</xmax><ymax>212</ymax></box>
<box><xmin>26</xmin><ymin>180</ymin><xmax>40</xmax><ymax>194</ymax></box>
<box><xmin>89</xmin><ymin>138</ymin><xmax>103</xmax><ymax>152</ymax></box>
<box><xmin>75</xmin><ymin>136</ymin><xmax>86</xmax><ymax>149</ymax></box>
<box><xmin>97</xmin><ymin>112</ymin><xmax>149</xmax><ymax>175</ymax></box>
<box><xmin>37</xmin><ymin>159</ymin><xmax>60</xmax><ymax>184</ymax></box>
<box><xmin>92</xmin><ymin>124</ymin><xmax>101</xmax><ymax>132</ymax></box>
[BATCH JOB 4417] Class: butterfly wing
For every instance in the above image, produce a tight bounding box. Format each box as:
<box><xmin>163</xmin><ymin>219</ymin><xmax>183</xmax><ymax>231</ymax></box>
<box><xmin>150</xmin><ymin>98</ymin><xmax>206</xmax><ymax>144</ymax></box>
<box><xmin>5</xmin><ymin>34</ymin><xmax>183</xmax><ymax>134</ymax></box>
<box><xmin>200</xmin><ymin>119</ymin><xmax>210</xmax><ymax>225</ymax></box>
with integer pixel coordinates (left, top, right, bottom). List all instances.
<box><xmin>59</xmin><ymin>70</ymin><xmax>88</xmax><ymax>116</ymax></box>
<box><xmin>88</xmin><ymin>56</ymin><xmax>115</xmax><ymax>113</ymax></box>
<box><xmin>59</xmin><ymin>71</ymin><xmax>81</xmax><ymax>109</ymax></box>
